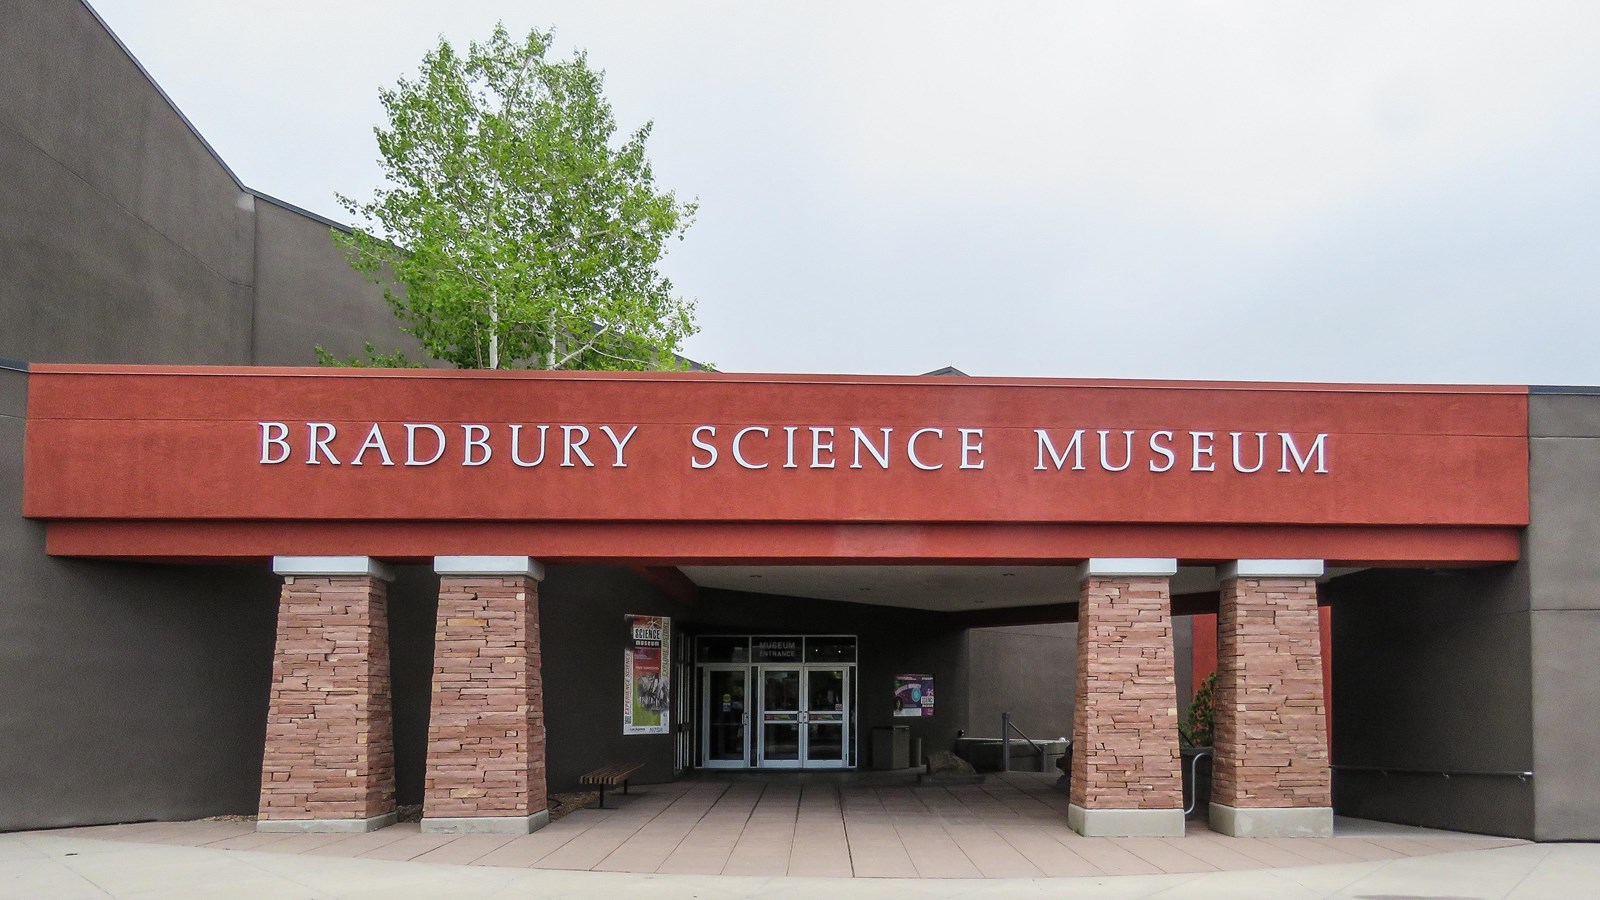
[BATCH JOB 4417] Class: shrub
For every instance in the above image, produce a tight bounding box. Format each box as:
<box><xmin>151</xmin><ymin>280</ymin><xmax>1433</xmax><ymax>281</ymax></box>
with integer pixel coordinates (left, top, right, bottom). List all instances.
<box><xmin>1180</xmin><ymin>671</ymin><xmax>1217</xmax><ymax>748</ymax></box>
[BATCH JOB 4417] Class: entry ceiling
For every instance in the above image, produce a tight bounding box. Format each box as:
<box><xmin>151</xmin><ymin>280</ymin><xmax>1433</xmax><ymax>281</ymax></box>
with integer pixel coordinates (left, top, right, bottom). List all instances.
<box><xmin>678</xmin><ymin>565</ymin><xmax>1257</xmax><ymax>612</ymax></box>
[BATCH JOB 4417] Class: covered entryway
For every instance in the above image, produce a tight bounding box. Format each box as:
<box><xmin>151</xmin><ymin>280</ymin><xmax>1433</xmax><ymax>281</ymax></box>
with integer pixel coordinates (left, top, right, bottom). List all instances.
<box><xmin>20</xmin><ymin>365</ymin><xmax>1531</xmax><ymax>841</ymax></box>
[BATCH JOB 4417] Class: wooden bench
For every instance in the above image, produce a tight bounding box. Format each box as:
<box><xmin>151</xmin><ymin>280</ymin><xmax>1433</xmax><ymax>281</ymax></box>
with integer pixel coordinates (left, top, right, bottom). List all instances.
<box><xmin>579</xmin><ymin>762</ymin><xmax>646</xmax><ymax>809</ymax></box>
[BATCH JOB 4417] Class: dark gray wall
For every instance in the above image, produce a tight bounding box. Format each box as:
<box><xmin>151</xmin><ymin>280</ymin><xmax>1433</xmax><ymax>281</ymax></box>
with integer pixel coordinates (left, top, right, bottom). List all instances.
<box><xmin>0</xmin><ymin>1</ymin><xmax>416</xmax><ymax>369</ymax></box>
<box><xmin>966</xmin><ymin>623</ymin><xmax>1078</xmax><ymax>742</ymax></box>
<box><xmin>1287</xmin><ymin>392</ymin><xmax>1600</xmax><ymax>841</ymax></box>
<box><xmin>963</xmin><ymin>613</ymin><xmax>1197</xmax><ymax>757</ymax></box>
<box><xmin>0</xmin><ymin>0</ymin><xmax>420</xmax><ymax>831</ymax></box>
<box><xmin>539</xmin><ymin>567</ymin><xmax>688</xmax><ymax>791</ymax></box>
<box><xmin>1526</xmin><ymin>391</ymin><xmax>1600</xmax><ymax>841</ymax></box>
<box><xmin>0</xmin><ymin>366</ymin><xmax>284</xmax><ymax>831</ymax></box>
<box><xmin>1323</xmin><ymin>566</ymin><xmax>1535</xmax><ymax>838</ymax></box>
<box><xmin>251</xmin><ymin>197</ymin><xmax>420</xmax><ymax>366</ymax></box>
<box><xmin>0</xmin><ymin>0</ymin><xmax>251</xmax><ymax>364</ymax></box>
<box><xmin>385</xmin><ymin>566</ymin><xmax>442</xmax><ymax>807</ymax></box>
<box><xmin>1173</xmin><ymin>613</ymin><xmax>1195</xmax><ymax>719</ymax></box>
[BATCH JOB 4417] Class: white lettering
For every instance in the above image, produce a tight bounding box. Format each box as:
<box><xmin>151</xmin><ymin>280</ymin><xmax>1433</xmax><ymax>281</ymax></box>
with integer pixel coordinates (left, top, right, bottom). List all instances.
<box><xmin>462</xmin><ymin>424</ymin><xmax>492</xmax><ymax>466</ymax></box>
<box><xmin>1279</xmin><ymin>433</ymin><xmax>1329</xmax><ymax>473</ymax></box>
<box><xmin>259</xmin><ymin>422</ymin><xmax>290</xmax><ymax>464</ymax></box>
<box><xmin>850</xmin><ymin>427</ymin><xmax>892</xmax><ymax>469</ymax></box>
<box><xmin>1191</xmin><ymin>431</ymin><xmax>1215</xmax><ymax>472</ymax></box>
<box><xmin>510</xmin><ymin>424</ymin><xmax>549</xmax><ymax>467</ymax></box>
<box><xmin>811</xmin><ymin>426</ymin><xmax>835</xmax><ymax>469</ymax></box>
<box><xmin>1034</xmin><ymin>429</ymin><xmax>1086</xmax><ymax>471</ymax></box>
<box><xmin>1231</xmin><ymin>431</ymin><xmax>1268</xmax><ymax>473</ymax></box>
<box><xmin>959</xmin><ymin>428</ymin><xmax>985</xmax><ymax>469</ymax></box>
<box><xmin>561</xmin><ymin>425</ymin><xmax>593</xmax><ymax>467</ymax></box>
<box><xmin>783</xmin><ymin>426</ymin><xmax>799</xmax><ymax>469</ymax></box>
<box><xmin>1098</xmin><ymin>429</ymin><xmax>1135</xmax><ymax>472</ymax></box>
<box><xmin>732</xmin><ymin>426</ymin><xmax>769</xmax><ymax>469</ymax></box>
<box><xmin>907</xmin><ymin>427</ymin><xmax>944</xmax><ymax>471</ymax></box>
<box><xmin>600</xmin><ymin>425</ymin><xmax>638</xmax><ymax>468</ymax></box>
<box><xmin>690</xmin><ymin>425</ymin><xmax>718</xmax><ymax>469</ymax></box>
<box><xmin>351</xmin><ymin>423</ymin><xmax>395</xmax><ymax>466</ymax></box>
<box><xmin>1149</xmin><ymin>430</ymin><xmax>1176</xmax><ymax>472</ymax></box>
<box><xmin>404</xmin><ymin>423</ymin><xmax>446</xmax><ymax>466</ymax></box>
<box><xmin>307</xmin><ymin>422</ymin><xmax>340</xmax><ymax>465</ymax></box>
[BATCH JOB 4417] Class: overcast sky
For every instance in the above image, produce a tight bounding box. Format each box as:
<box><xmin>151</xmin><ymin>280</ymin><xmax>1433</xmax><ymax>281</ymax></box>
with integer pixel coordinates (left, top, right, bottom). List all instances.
<box><xmin>88</xmin><ymin>1</ymin><xmax>1600</xmax><ymax>383</ymax></box>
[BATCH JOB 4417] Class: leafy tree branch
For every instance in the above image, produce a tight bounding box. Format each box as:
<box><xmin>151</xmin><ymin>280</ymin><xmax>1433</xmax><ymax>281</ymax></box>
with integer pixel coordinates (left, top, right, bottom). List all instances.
<box><xmin>328</xmin><ymin>24</ymin><xmax>700</xmax><ymax>371</ymax></box>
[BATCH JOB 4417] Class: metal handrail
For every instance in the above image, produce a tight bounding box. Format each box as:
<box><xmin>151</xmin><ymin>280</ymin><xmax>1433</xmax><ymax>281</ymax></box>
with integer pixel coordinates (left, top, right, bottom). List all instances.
<box><xmin>1330</xmin><ymin>764</ymin><xmax>1533</xmax><ymax>781</ymax></box>
<box><xmin>1000</xmin><ymin>712</ymin><xmax>1051</xmax><ymax>772</ymax></box>
<box><xmin>1184</xmin><ymin>749</ymin><xmax>1213</xmax><ymax>816</ymax></box>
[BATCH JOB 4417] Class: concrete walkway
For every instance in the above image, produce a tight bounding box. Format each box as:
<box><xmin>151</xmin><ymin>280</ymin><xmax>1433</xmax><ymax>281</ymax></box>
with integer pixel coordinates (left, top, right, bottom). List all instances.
<box><xmin>8</xmin><ymin>774</ymin><xmax>1595</xmax><ymax>897</ymax></box>
<box><xmin>4</xmin><ymin>828</ymin><xmax>1597</xmax><ymax>899</ymax></box>
<box><xmin>22</xmin><ymin>774</ymin><xmax>1528</xmax><ymax>879</ymax></box>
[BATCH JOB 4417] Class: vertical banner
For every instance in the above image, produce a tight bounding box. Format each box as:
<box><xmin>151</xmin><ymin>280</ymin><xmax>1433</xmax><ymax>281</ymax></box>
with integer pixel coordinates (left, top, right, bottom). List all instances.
<box><xmin>624</xmin><ymin>615</ymin><xmax>671</xmax><ymax>735</ymax></box>
<box><xmin>893</xmin><ymin>674</ymin><xmax>935</xmax><ymax>717</ymax></box>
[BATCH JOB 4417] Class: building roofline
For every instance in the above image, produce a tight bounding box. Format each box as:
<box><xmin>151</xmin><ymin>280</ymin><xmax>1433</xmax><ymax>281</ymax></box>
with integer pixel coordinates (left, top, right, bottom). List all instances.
<box><xmin>249</xmin><ymin>190</ymin><xmax>354</xmax><ymax>234</ymax></box>
<box><xmin>1530</xmin><ymin>385</ymin><xmax>1600</xmax><ymax>395</ymax></box>
<box><xmin>79</xmin><ymin>0</ymin><xmax>244</xmax><ymax>191</ymax></box>
<box><xmin>79</xmin><ymin>1</ymin><xmax>357</xmax><ymax>232</ymax></box>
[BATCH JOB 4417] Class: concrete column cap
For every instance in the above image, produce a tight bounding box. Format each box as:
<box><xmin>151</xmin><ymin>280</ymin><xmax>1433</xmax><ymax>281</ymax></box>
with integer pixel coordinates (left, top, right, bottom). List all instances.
<box><xmin>434</xmin><ymin>556</ymin><xmax>545</xmax><ymax>580</ymax></box>
<box><xmin>272</xmin><ymin>556</ymin><xmax>396</xmax><ymax>581</ymax></box>
<box><xmin>1077</xmin><ymin>558</ymin><xmax>1178</xmax><ymax>582</ymax></box>
<box><xmin>1219</xmin><ymin>559</ymin><xmax>1324</xmax><ymax>580</ymax></box>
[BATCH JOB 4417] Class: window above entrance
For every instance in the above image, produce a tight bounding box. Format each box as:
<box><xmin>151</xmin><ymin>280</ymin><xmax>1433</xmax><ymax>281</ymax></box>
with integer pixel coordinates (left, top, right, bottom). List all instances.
<box><xmin>696</xmin><ymin>635</ymin><xmax>857</xmax><ymax>665</ymax></box>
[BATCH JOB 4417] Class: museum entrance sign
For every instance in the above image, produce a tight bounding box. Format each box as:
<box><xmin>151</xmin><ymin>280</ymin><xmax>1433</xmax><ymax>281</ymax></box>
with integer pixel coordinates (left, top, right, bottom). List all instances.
<box><xmin>21</xmin><ymin>366</ymin><xmax>1530</xmax><ymax>564</ymax></box>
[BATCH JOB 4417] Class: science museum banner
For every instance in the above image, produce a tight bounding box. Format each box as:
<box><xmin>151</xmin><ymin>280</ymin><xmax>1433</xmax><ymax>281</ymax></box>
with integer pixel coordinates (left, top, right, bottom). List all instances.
<box><xmin>624</xmin><ymin>614</ymin><xmax>671</xmax><ymax>736</ymax></box>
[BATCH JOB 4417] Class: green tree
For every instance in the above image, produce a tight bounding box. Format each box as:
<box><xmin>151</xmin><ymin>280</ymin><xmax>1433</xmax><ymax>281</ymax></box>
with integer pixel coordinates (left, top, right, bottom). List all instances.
<box><xmin>325</xmin><ymin>24</ymin><xmax>698</xmax><ymax>370</ymax></box>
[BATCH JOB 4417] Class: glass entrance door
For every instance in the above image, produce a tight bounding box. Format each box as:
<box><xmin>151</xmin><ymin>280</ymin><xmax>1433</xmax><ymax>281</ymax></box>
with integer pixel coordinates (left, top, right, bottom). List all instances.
<box><xmin>757</xmin><ymin>667</ymin><xmax>802</xmax><ymax>768</ymax></box>
<box><xmin>754</xmin><ymin>665</ymin><xmax>850</xmax><ymax>768</ymax></box>
<box><xmin>700</xmin><ymin>667</ymin><xmax>749</xmax><ymax>768</ymax></box>
<box><xmin>695</xmin><ymin>636</ymin><xmax>858</xmax><ymax>770</ymax></box>
<box><xmin>804</xmin><ymin>667</ymin><xmax>849</xmax><ymax>768</ymax></box>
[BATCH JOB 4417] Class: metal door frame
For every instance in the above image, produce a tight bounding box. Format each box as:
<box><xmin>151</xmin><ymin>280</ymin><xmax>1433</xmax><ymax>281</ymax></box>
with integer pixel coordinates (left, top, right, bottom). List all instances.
<box><xmin>755</xmin><ymin>664</ymin><xmax>804</xmax><ymax>769</ymax></box>
<box><xmin>801</xmin><ymin>665</ymin><xmax>852</xmax><ymax>769</ymax></box>
<box><xmin>698</xmin><ymin>665</ymin><xmax>750</xmax><ymax>768</ymax></box>
<box><xmin>691</xmin><ymin>634</ymin><xmax>860</xmax><ymax>770</ymax></box>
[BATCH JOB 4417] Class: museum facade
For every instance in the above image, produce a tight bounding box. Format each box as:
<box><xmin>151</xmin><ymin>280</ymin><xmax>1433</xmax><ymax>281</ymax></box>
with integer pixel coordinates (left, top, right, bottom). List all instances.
<box><xmin>5</xmin><ymin>0</ymin><xmax>1600</xmax><ymax>845</ymax></box>
<box><xmin>19</xmin><ymin>365</ymin><xmax>1537</xmax><ymax>838</ymax></box>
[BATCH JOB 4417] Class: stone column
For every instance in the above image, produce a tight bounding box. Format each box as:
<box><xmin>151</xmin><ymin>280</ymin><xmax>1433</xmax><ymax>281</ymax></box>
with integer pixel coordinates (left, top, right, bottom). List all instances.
<box><xmin>259</xmin><ymin>557</ymin><xmax>397</xmax><ymax>833</ymax></box>
<box><xmin>1069</xmin><ymin>558</ymin><xmax>1185</xmax><ymax>837</ymax></box>
<box><xmin>421</xmin><ymin>556</ymin><xmax>549</xmax><ymax>834</ymax></box>
<box><xmin>1211</xmin><ymin>559</ymin><xmax>1333</xmax><ymax>837</ymax></box>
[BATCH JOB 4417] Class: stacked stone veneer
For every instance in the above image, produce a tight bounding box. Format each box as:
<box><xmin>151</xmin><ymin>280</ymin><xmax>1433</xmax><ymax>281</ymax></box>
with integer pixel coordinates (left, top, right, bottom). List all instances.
<box><xmin>258</xmin><ymin>575</ymin><xmax>395</xmax><ymax>825</ymax></box>
<box><xmin>1071</xmin><ymin>574</ymin><xmax>1183</xmax><ymax>813</ymax></box>
<box><xmin>424</xmin><ymin>574</ymin><xmax>546</xmax><ymax>825</ymax></box>
<box><xmin>1213</xmin><ymin>575</ymin><xmax>1330</xmax><ymax>811</ymax></box>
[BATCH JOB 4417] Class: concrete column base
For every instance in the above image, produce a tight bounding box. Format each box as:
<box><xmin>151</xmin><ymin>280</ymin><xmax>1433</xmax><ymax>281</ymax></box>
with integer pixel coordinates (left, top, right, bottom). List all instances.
<box><xmin>420</xmin><ymin>811</ymin><xmax>551</xmax><ymax>835</ymax></box>
<box><xmin>257</xmin><ymin>812</ymin><xmax>397</xmax><ymax>834</ymax></box>
<box><xmin>1209</xmin><ymin>803</ymin><xmax>1333</xmax><ymax>837</ymax></box>
<box><xmin>1067</xmin><ymin>804</ymin><xmax>1185</xmax><ymax>837</ymax></box>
